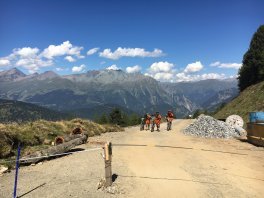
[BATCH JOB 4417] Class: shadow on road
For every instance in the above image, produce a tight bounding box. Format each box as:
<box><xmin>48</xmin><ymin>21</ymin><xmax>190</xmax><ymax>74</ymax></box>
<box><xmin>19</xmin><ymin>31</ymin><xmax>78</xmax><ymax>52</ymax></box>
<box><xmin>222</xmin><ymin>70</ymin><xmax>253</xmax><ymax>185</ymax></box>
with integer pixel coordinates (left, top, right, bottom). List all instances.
<box><xmin>17</xmin><ymin>183</ymin><xmax>46</xmax><ymax>198</ymax></box>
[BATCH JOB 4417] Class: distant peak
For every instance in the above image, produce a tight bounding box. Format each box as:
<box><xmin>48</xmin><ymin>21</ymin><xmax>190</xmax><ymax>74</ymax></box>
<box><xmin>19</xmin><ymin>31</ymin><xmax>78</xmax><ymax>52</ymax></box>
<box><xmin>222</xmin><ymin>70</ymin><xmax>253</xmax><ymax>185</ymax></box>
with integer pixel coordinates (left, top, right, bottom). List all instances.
<box><xmin>36</xmin><ymin>70</ymin><xmax>59</xmax><ymax>80</ymax></box>
<box><xmin>5</xmin><ymin>67</ymin><xmax>25</xmax><ymax>75</ymax></box>
<box><xmin>0</xmin><ymin>67</ymin><xmax>25</xmax><ymax>76</ymax></box>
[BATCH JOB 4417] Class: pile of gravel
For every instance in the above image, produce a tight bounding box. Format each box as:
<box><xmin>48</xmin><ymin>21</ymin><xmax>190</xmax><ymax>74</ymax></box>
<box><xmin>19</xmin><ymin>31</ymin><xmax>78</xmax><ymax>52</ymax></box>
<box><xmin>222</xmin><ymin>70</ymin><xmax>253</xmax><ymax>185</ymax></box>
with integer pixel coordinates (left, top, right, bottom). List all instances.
<box><xmin>183</xmin><ymin>115</ymin><xmax>240</xmax><ymax>138</ymax></box>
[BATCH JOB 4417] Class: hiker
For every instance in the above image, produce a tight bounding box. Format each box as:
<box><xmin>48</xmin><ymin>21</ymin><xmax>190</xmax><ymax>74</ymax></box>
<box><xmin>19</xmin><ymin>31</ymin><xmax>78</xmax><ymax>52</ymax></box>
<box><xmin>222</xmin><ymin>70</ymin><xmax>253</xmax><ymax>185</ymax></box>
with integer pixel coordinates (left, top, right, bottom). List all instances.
<box><xmin>166</xmin><ymin>110</ymin><xmax>174</xmax><ymax>131</ymax></box>
<box><xmin>151</xmin><ymin>112</ymin><xmax>162</xmax><ymax>132</ymax></box>
<box><xmin>140</xmin><ymin>113</ymin><xmax>147</xmax><ymax>131</ymax></box>
<box><xmin>145</xmin><ymin>113</ymin><xmax>152</xmax><ymax>130</ymax></box>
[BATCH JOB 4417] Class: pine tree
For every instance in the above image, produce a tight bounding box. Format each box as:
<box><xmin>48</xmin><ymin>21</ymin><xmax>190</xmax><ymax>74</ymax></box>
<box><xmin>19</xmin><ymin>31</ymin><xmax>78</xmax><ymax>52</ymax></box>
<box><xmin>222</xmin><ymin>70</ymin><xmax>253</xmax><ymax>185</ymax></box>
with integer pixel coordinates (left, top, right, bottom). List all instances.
<box><xmin>109</xmin><ymin>108</ymin><xmax>123</xmax><ymax>125</ymax></box>
<box><xmin>98</xmin><ymin>113</ymin><xmax>108</xmax><ymax>124</ymax></box>
<box><xmin>238</xmin><ymin>25</ymin><xmax>264</xmax><ymax>91</ymax></box>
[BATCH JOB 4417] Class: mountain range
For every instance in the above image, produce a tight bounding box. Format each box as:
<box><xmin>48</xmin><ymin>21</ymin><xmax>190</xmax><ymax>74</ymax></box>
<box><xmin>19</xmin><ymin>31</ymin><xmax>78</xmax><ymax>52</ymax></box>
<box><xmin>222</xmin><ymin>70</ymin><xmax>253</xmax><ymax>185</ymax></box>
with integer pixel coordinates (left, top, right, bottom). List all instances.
<box><xmin>0</xmin><ymin>98</ymin><xmax>72</xmax><ymax>123</ymax></box>
<box><xmin>0</xmin><ymin>68</ymin><xmax>239</xmax><ymax>118</ymax></box>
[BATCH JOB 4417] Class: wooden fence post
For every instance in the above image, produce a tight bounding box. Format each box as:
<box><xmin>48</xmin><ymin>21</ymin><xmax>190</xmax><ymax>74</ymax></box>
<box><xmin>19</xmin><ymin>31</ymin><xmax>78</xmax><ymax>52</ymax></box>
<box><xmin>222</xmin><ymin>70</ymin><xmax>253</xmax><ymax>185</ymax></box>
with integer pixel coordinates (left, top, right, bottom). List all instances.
<box><xmin>104</xmin><ymin>141</ymin><xmax>112</xmax><ymax>187</ymax></box>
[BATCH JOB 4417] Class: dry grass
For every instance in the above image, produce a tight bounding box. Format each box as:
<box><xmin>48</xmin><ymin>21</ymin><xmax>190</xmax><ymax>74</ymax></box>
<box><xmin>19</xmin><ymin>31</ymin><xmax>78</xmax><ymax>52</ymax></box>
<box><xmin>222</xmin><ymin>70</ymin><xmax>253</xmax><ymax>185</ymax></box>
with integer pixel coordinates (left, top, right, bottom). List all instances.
<box><xmin>0</xmin><ymin>118</ymin><xmax>123</xmax><ymax>159</ymax></box>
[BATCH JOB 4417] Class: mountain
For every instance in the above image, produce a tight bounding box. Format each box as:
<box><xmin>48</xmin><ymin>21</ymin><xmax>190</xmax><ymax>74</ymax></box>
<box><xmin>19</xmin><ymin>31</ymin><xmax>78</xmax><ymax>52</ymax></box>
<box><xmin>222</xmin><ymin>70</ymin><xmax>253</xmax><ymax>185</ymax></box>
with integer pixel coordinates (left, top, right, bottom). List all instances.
<box><xmin>202</xmin><ymin>88</ymin><xmax>239</xmax><ymax>111</ymax></box>
<box><xmin>0</xmin><ymin>99</ymin><xmax>72</xmax><ymax>123</ymax></box>
<box><xmin>0</xmin><ymin>68</ymin><xmax>239</xmax><ymax>118</ymax></box>
<box><xmin>0</xmin><ymin>67</ymin><xmax>26</xmax><ymax>81</ymax></box>
<box><xmin>160</xmin><ymin>79</ymin><xmax>238</xmax><ymax>112</ymax></box>
<box><xmin>67</xmin><ymin>104</ymin><xmax>137</xmax><ymax>119</ymax></box>
<box><xmin>214</xmin><ymin>80</ymin><xmax>264</xmax><ymax>122</ymax></box>
<box><xmin>0</xmin><ymin>69</ymin><xmax>173</xmax><ymax>113</ymax></box>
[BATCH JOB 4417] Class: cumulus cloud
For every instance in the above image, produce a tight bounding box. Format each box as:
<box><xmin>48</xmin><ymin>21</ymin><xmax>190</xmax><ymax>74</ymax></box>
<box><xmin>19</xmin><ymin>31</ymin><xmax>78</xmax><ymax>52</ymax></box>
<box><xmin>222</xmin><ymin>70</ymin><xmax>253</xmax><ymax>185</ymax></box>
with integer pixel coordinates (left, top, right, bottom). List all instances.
<box><xmin>106</xmin><ymin>64</ymin><xmax>121</xmax><ymax>70</ymax></box>
<box><xmin>149</xmin><ymin>61</ymin><xmax>174</xmax><ymax>73</ymax></box>
<box><xmin>87</xmin><ymin>47</ymin><xmax>99</xmax><ymax>56</ymax></box>
<box><xmin>0</xmin><ymin>59</ymin><xmax>10</xmax><ymax>66</ymax></box>
<box><xmin>145</xmin><ymin>61</ymin><xmax>175</xmax><ymax>81</ymax></box>
<box><xmin>13</xmin><ymin>47</ymin><xmax>39</xmax><ymax>58</ymax></box>
<box><xmin>184</xmin><ymin>61</ymin><xmax>203</xmax><ymax>73</ymax></box>
<box><xmin>0</xmin><ymin>41</ymin><xmax>86</xmax><ymax>73</ymax></box>
<box><xmin>210</xmin><ymin>61</ymin><xmax>242</xmax><ymax>69</ymax></box>
<box><xmin>41</xmin><ymin>41</ymin><xmax>83</xmax><ymax>59</ymax></box>
<box><xmin>153</xmin><ymin>72</ymin><xmax>174</xmax><ymax>81</ymax></box>
<box><xmin>99</xmin><ymin>47</ymin><xmax>164</xmax><ymax>60</ymax></box>
<box><xmin>15</xmin><ymin>57</ymin><xmax>53</xmax><ymax>73</ymax></box>
<box><xmin>64</xmin><ymin>56</ymin><xmax>75</xmax><ymax>62</ymax></box>
<box><xmin>175</xmin><ymin>72</ymin><xmax>226</xmax><ymax>82</ymax></box>
<box><xmin>72</xmin><ymin>64</ymin><xmax>86</xmax><ymax>72</ymax></box>
<box><xmin>145</xmin><ymin>60</ymin><xmax>227</xmax><ymax>82</ymax></box>
<box><xmin>145</xmin><ymin>72</ymin><xmax>175</xmax><ymax>81</ymax></box>
<box><xmin>126</xmin><ymin>65</ymin><xmax>141</xmax><ymax>73</ymax></box>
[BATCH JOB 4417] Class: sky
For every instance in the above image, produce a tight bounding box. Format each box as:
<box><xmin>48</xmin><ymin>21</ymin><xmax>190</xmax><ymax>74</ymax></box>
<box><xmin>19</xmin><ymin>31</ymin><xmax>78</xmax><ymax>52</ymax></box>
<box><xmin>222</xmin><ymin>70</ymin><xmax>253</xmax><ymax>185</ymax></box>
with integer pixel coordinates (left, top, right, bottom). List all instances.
<box><xmin>0</xmin><ymin>0</ymin><xmax>263</xmax><ymax>82</ymax></box>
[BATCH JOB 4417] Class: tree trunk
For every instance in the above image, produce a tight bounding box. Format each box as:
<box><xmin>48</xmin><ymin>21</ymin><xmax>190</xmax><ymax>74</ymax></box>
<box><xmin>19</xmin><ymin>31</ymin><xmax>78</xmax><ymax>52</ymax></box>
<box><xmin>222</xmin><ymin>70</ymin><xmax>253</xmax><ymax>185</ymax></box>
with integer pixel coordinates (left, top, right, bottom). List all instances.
<box><xmin>21</xmin><ymin>134</ymin><xmax>88</xmax><ymax>164</ymax></box>
<box><xmin>55</xmin><ymin>134</ymin><xmax>84</xmax><ymax>145</ymax></box>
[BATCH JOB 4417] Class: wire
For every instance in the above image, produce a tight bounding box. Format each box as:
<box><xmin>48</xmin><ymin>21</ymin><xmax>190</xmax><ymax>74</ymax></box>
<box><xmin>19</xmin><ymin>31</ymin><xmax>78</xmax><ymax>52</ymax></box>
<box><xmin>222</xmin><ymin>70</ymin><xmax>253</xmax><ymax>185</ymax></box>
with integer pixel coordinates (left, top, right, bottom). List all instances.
<box><xmin>0</xmin><ymin>147</ymin><xmax>102</xmax><ymax>164</ymax></box>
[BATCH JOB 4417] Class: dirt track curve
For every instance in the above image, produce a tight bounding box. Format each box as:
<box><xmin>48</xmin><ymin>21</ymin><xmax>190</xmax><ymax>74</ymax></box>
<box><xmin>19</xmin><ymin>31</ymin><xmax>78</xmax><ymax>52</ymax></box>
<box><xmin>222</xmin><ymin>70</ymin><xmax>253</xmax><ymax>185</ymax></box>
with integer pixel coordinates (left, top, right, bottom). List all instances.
<box><xmin>1</xmin><ymin>119</ymin><xmax>264</xmax><ymax>198</ymax></box>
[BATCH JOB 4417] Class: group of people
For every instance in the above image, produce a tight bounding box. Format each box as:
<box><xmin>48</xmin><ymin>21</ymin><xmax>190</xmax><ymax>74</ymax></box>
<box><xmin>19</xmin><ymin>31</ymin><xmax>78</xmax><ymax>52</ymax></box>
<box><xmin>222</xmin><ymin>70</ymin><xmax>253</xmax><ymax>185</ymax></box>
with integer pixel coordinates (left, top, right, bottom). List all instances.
<box><xmin>140</xmin><ymin>110</ymin><xmax>174</xmax><ymax>132</ymax></box>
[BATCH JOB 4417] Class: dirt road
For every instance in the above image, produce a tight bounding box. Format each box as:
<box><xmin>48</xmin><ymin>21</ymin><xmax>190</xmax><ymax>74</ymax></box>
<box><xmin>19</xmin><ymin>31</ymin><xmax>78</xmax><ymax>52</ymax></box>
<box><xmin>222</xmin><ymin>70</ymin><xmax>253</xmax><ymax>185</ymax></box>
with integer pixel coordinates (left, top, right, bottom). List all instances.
<box><xmin>1</xmin><ymin>119</ymin><xmax>264</xmax><ymax>197</ymax></box>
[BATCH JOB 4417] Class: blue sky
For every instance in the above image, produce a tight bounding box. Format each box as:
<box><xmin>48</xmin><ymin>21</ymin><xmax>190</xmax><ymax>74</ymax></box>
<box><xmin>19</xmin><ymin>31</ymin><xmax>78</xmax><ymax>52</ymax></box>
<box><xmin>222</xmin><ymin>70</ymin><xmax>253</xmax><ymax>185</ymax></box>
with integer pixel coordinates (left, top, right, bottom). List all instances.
<box><xmin>0</xmin><ymin>0</ymin><xmax>263</xmax><ymax>82</ymax></box>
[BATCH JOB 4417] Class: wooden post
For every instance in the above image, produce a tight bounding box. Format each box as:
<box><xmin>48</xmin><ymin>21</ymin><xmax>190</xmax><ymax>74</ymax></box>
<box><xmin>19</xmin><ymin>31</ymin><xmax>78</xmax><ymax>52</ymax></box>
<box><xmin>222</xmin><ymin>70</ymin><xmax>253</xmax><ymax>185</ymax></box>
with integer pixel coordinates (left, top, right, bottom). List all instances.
<box><xmin>104</xmin><ymin>141</ymin><xmax>112</xmax><ymax>187</ymax></box>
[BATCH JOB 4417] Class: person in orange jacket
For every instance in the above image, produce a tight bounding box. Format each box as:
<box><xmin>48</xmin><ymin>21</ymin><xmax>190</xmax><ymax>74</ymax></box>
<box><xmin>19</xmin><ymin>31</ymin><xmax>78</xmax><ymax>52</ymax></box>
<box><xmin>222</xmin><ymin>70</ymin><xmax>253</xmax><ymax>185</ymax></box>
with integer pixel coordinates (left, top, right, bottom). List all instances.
<box><xmin>166</xmin><ymin>110</ymin><xmax>174</xmax><ymax>131</ymax></box>
<box><xmin>151</xmin><ymin>112</ymin><xmax>161</xmax><ymax>132</ymax></box>
<box><xmin>145</xmin><ymin>113</ymin><xmax>151</xmax><ymax>130</ymax></box>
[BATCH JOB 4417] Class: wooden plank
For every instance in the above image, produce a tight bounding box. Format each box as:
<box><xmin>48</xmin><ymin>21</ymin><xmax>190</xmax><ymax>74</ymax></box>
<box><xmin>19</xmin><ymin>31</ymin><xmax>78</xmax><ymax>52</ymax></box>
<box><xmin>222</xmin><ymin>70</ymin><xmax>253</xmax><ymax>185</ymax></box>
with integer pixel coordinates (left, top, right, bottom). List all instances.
<box><xmin>247</xmin><ymin>135</ymin><xmax>264</xmax><ymax>147</ymax></box>
<box><xmin>247</xmin><ymin>123</ymin><xmax>264</xmax><ymax>138</ymax></box>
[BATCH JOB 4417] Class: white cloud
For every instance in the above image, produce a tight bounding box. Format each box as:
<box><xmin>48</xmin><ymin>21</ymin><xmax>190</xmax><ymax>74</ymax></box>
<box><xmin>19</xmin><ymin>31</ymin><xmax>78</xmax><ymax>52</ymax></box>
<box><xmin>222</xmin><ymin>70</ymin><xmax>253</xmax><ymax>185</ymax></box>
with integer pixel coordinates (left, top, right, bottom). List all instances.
<box><xmin>99</xmin><ymin>47</ymin><xmax>164</xmax><ymax>60</ymax></box>
<box><xmin>72</xmin><ymin>64</ymin><xmax>86</xmax><ymax>72</ymax></box>
<box><xmin>13</xmin><ymin>47</ymin><xmax>39</xmax><ymax>58</ymax></box>
<box><xmin>87</xmin><ymin>47</ymin><xmax>99</xmax><ymax>55</ymax></box>
<box><xmin>126</xmin><ymin>65</ymin><xmax>141</xmax><ymax>73</ymax></box>
<box><xmin>145</xmin><ymin>61</ymin><xmax>175</xmax><ymax>81</ymax></box>
<box><xmin>106</xmin><ymin>64</ymin><xmax>121</xmax><ymax>71</ymax></box>
<box><xmin>218</xmin><ymin>63</ymin><xmax>242</xmax><ymax>69</ymax></box>
<box><xmin>149</xmin><ymin>61</ymin><xmax>174</xmax><ymax>73</ymax></box>
<box><xmin>184</xmin><ymin>61</ymin><xmax>203</xmax><ymax>73</ymax></box>
<box><xmin>145</xmin><ymin>72</ymin><xmax>174</xmax><ymax>81</ymax></box>
<box><xmin>64</xmin><ymin>56</ymin><xmax>75</xmax><ymax>62</ymax></box>
<box><xmin>0</xmin><ymin>41</ymin><xmax>86</xmax><ymax>73</ymax></box>
<box><xmin>153</xmin><ymin>72</ymin><xmax>174</xmax><ymax>80</ymax></box>
<box><xmin>210</xmin><ymin>61</ymin><xmax>221</xmax><ymax>67</ymax></box>
<box><xmin>41</xmin><ymin>41</ymin><xmax>83</xmax><ymax>59</ymax></box>
<box><xmin>15</xmin><ymin>57</ymin><xmax>53</xmax><ymax>73</ymax></box>
<box><xmin>175</xmin><ymin>72</ymin><xmax>226</xmax><ymax>82</ymax></box>
<box><xmin>0</xmin><ymin>59</ymin><xmax>10</xmax><ymax>66</ymax></box>
<box><xmin>210</xmin><ymin>61</ymin><xmax>242</xmax><ymax>69</ymax></box>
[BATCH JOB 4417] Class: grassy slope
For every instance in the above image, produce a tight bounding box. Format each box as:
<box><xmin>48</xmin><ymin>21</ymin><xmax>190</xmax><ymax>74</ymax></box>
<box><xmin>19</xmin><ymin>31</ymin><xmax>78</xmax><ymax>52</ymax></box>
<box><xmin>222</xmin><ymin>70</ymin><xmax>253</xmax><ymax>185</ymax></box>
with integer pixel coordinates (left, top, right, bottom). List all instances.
<box><xmin>214</xmin><ymin>81</ymin><xmax>264</xmax><ymax>122</ymax></box>
<box><xmin>0</xmin><ymin>118</ymin><xmax>123</xmax><ymax>160</ymax></box>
